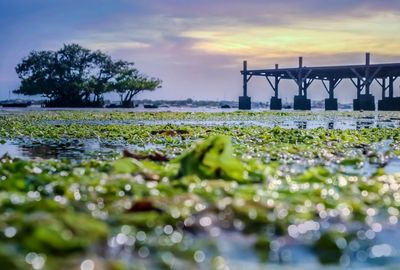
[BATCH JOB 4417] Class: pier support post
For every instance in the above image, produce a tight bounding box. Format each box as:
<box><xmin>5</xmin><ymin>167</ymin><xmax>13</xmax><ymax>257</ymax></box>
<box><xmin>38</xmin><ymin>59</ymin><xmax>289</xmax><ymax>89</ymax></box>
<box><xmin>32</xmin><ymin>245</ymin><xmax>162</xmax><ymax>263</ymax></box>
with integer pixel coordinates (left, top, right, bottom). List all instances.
<box><xmin>293</xmin><ymin>57</ymin><xmax>311</xmax><ymax>110</ymax></box>
<box><xmin>353</xmin><ymin>79</ymin><xmax>362</xmax><ymax>110</ymax></box>
<box><xmin>294</xmin><ymin>95</ymin><xmax>311</xmax><ymax>110</ymax></box>
<box><xmin>239</xmin><ymin>96</ymin><xmax>251</xmax><ymax>110</ymax></box>
<box><xmin>354</xmin><ymin>94</ymin><xmax>375</xmax><ymax>111</ymax></box>
<box><xmin>325</xmin><ymin>98</ymin><xmax>338</xmax><ymax>110</ymax></box>
<box><xmin>389</xmin><ymin>76</ymin><xmax>394</xmax><ymax>98</ymax></box>
<box><xmin>239</xmin><ymin>60</ymin><xmax>251</xmax><ymax>110</ymax></box>
<box><xmin>270</xmin><ymin>97</ymin><xmax>282</xmax><ymax>110</ymax></box>
<box><xmin>378</xmin><ymin>76</ymin><xmax>400</xmax><ymax>110</ymax></box>
<box><xmin>365</xmin><ymin>53</ymin><xmax>371</xmax><ymax>95</ymax></box>
<box><xmin>381</xmin><ymin>78</ymin><xmax>386</xmax><ymax>100</ymax></box>
<box><xmin>325</xmin><ymin>78</ymin><xmax>338</xmax><ymax>111</ymax></box>
<box><xmin>353</xmin><ymin>53</ymin><xmax>375</xmax><ymax>111</ymax></box>
<box><xmin>269</xmin><ymin>64</ymin><xmax>282</xmax><ymax>110</ymax></box>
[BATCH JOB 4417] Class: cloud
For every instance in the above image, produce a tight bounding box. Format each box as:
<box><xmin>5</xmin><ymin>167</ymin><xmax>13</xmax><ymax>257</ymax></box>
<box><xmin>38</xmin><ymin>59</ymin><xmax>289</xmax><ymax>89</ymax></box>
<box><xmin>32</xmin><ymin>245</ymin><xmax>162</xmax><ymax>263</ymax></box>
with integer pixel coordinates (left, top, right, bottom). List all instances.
<box><xmin>181</xmin><ymin>13</ymin><xmax>400</xmax><ymax>63</ymax></box>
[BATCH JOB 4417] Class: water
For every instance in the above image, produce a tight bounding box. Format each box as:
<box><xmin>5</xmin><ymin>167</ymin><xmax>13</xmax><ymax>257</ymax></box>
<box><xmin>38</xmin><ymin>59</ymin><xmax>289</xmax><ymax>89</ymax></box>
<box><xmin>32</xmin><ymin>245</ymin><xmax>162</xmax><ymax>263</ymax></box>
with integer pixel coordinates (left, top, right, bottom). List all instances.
<box><xmin>0</xmin><ymin>139</ymin><xmax>129</xmax><ymax>160</ymax></box>
<box><xmin>0</xmin><ymin>105</ymin><xmax>245</xmax><ymax>113</ymax></box>
<box><xmin>37</xmin><ymin>113</ymin><xmax>400</xmax><ymax>130</ymax></box>
<box><xmin>38</xmin><ymin>118</ymin><xmax>399</xmax><ymax>130</ymax></box>
<box><xmin>2</xmin><ymin>106</ymin><xmax>400</xmax><ymax>130</ymax></box>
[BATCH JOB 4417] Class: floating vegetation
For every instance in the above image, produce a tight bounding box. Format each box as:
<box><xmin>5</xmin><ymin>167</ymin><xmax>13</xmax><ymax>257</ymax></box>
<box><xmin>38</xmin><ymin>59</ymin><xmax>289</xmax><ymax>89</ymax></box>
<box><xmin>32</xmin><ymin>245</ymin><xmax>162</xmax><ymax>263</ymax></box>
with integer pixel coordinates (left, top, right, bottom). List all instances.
<box><xmin>1</xmin><ymin>111</ymin><xmax>400</xmax><ymax>269</ymax></box>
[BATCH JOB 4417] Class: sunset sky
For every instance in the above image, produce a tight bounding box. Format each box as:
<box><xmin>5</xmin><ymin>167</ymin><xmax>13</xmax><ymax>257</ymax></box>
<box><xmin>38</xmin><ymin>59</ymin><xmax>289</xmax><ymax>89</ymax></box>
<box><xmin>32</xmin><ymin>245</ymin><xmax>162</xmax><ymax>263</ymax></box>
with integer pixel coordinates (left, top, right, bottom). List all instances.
<box><xmin>1</xmin><ymin>0</ymin><xmax>400</xmax><ymax>102</ymax></box>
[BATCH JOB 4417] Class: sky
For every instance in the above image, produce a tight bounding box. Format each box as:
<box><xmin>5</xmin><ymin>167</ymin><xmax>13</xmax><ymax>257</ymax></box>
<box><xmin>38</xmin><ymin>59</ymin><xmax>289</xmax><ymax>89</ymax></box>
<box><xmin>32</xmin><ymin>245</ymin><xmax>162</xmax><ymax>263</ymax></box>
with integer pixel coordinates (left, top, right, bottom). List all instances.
<box><xmin>0</xmin><ymin>0</ymin><xmax>400</xmax><ymax>103</ymax></box>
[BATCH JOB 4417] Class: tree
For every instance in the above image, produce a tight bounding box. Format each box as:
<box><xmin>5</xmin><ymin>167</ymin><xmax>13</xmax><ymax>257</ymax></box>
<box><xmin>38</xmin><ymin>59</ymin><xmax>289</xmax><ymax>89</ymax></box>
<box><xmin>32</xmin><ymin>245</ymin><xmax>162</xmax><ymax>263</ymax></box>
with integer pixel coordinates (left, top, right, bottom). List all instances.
<box><xmin>14</xmin><ymin>50</ymin><xmax>58</xmax><ymax>99</ymax></box>
<box><xmin>83</xmin><ymin>52</ymin><xmax>120</xmax><ymax>106</ymax></box>
<box><xmin>14</xmin><ymin>43</ymin><xmax>162</xmax><ymax>107</ymax></box>
<box><xmin>111</xmin><ymin>64</ymin><xmax>162</xmax><ymax>108</ymax></box>
<box><xmin>15</xmin><ymin>44</ymin><xmax>96</xmax><ymax>107</ymax></box>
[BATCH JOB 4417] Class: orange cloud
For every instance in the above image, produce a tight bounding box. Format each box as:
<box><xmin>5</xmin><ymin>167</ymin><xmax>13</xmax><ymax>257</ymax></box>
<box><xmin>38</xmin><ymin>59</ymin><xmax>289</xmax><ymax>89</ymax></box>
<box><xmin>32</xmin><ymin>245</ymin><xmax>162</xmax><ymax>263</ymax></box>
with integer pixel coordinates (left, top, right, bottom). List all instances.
<box><xmin>181</xmin><ymin>13</ymin><xmax>400</xmax><ymax>65</ymax></box>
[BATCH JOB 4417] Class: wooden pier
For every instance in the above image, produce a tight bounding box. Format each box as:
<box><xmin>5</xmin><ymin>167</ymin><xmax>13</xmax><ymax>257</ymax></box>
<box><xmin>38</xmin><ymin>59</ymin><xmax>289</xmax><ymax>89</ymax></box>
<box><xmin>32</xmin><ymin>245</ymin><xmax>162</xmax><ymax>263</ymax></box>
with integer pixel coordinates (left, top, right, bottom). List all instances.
<box><xmin>239</xmin><ymin>53</ymin><xmax>400</xmax><ymax>111</ymax></box>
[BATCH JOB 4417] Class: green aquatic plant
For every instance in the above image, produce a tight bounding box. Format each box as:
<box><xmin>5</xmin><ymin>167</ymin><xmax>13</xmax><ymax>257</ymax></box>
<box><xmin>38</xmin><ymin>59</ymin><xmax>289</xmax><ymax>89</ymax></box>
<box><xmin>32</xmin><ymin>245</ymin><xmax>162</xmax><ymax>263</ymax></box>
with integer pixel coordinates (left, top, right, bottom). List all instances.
<box><xmin>1</xmin><ymin>111</ymin><xmax>400</xmax><ymax>268</ymax></box>
<box><xmin>177</xmin><ymin>135</ymin><xmax>246</xmax><ymax>181</ymax></box>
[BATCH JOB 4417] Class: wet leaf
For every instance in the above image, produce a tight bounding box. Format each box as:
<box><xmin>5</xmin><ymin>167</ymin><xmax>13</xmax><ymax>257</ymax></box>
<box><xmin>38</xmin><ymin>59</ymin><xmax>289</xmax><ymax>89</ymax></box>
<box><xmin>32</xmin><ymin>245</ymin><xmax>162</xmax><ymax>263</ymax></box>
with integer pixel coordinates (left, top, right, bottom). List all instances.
<box><xmin>177</xmin><ymin>135</ymin><xmax>246</xmax><ymax>181</ymax></box>
<box><xmin>123</xmin><ymin>149</ymin><xmax>169</xmax><ymax>162</ymax></box>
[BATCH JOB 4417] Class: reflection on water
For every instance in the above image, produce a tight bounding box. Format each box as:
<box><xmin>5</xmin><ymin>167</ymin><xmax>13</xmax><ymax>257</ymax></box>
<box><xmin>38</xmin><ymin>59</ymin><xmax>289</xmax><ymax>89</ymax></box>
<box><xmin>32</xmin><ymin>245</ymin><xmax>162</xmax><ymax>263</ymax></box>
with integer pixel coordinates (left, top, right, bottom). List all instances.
<box><xmin>0</xmin><ymin>139</ymin><xmax>166</xmax><ymax>160</ymax></box>
<box><xmin>0</xmin><ymin>139</ymin><xmax>123</xmax><ymax>160</ymax></box>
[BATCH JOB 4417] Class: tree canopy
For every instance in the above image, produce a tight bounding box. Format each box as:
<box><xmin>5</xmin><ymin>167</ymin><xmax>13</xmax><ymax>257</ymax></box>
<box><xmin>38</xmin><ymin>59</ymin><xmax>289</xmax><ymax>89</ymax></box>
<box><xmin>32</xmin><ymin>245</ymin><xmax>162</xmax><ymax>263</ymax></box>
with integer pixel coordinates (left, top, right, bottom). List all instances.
<box><xmin>14</xmin><ymin>44</ymin><xmax>162</xmax><ymax>107</ymax></box>
<box><xmin>111</xmin><ymin>64</ymin><xmax>162</xmax><ymax>107</ymax></box>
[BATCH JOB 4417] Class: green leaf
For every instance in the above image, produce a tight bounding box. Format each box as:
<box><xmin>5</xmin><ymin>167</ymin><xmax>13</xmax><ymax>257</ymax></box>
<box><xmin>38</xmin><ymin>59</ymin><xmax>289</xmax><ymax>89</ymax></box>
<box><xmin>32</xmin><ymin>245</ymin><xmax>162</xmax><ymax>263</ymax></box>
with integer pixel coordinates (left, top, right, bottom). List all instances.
<box><xmin>112</xmin><ymin>158</ymin><xmax>142</xmax><ymax>174</ymax></box>
<box><xmin>177</xmin><ymin>135</ymin><xmax>246</xmax><ymax>181</ymax></box>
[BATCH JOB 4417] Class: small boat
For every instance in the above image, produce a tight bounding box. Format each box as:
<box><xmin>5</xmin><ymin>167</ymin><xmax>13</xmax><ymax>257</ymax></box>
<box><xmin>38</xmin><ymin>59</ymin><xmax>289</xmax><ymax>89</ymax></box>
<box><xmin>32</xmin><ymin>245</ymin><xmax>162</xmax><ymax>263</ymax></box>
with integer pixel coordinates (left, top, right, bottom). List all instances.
<box><xmin>106</xmin><ymin>103</ymin><xmax>139</xmax><ymax>108</ymax></box>
<box><xmin>144</xmin><ymin>104</ymin><xmax>159</xmax><ymax>109</ymax></box>
<box><xmin>0</xmin><ymin>100</ymin><xmax>32</xmax><ymax>108</ymax></box>
<box><xmin>220</xmin><ymin>104</ymin><xmax>231</xmax><ymax>109</ymax></box>
<box><xmin>105</xmin><ymin>103</ymin><xmax>120</xmax><ymax>108</ymax></box>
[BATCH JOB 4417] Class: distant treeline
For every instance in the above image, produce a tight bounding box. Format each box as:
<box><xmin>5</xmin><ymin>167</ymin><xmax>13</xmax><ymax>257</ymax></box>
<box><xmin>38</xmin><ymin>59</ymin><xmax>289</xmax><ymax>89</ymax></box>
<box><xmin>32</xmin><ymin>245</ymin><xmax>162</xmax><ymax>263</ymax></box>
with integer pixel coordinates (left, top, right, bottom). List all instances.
<box><xmin>14</xmin><ymin>44</ymin><xmax>161</xmax><ymax>107</ymax></box>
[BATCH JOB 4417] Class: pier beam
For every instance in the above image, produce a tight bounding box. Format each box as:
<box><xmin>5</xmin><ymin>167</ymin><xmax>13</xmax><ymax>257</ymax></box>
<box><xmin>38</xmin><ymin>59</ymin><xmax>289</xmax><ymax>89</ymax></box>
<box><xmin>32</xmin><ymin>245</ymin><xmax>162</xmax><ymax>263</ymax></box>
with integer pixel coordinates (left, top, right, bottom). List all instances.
<box><xmin>239</xmin><ymin>60</ymin><xmax>251</xmax><ymax>110</ymax></box>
